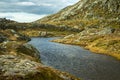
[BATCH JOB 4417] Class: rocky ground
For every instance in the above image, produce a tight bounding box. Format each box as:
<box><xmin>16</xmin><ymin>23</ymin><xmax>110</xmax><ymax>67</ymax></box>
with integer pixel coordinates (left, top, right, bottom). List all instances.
<box><xmin>53</xmin><ymin>27</ymin><xmax>120</xmax><ymax>60</ymax></box>
<box><xmin>0</xmin><ymin>55</ymin><xmax>79</xmax><ymax>80</ymax></box>
<box><xmin>0</xmin><ymin>28</ymin><xmax>80</xmax><ymax>80</ymax></box>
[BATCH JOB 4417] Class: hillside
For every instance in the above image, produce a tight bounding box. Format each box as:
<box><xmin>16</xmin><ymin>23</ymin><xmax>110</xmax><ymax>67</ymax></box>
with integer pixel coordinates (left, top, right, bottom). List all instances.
<box><xmin>36</xmin><ymin>0</ymin><xmax>120</xmax><ymax>60</ymax></box>
<box><xmin>0</xmin><ymin>19</ymin><xmax>80</xmax><ymax>80</ymax></box>
<box><xmin>36</xmin><ymin>0</ymin><xmax>120</xmax><ymax>29</ymax></box>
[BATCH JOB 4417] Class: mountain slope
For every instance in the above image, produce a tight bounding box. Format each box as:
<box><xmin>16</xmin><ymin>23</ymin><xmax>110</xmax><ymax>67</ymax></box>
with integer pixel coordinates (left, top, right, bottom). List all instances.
<box><xmin>36</xmin><ymin>0</ymin><xmax>120</xmax><ymax>29</ymax></box>
<box><xmin>36</xmin><ymin>0</ymin><xmax>120</xmax><ymax>60</ymax></box>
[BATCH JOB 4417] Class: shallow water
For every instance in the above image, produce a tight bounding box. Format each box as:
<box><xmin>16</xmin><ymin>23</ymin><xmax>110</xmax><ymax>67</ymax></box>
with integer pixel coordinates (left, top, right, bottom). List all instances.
<box><xmin>29</xmin><ymin>37</ymin><xmax>120</xmax><ymax>80</ymax></box>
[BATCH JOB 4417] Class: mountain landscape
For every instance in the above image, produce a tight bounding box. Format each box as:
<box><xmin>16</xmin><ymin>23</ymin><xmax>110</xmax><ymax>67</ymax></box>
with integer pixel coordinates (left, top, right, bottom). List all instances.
<box><xmin>37</xmin><ymin>0</ymin><xmax>120</xmax><ymax>28</ymax></box>
<box><xmin>37</xmin><ymin>0</ymin><xmax>120</xmax><ymax>59</ymax></box>
<box><xmin>0</xmin><ymin>18</ymin><xmax>80</xmax><ymax>80</ymax></box>
<box><xmin>0</xmin><ymin>0</ymin><xmax>120</xmax><ymax>80</ymax></box>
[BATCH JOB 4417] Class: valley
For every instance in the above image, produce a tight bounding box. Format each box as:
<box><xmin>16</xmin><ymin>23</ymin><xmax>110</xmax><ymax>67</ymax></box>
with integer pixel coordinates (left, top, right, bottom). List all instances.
<box><xmin>0</xmin><ymin>0</ymin><xmax>120</xmax><ymax>80</ymax></box>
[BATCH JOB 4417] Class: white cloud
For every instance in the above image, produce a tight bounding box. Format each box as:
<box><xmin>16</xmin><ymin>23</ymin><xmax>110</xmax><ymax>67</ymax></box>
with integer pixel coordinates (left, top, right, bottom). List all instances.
<box><xmin>0</xmin><ymin>0</ymin><xmax>79</xmax><ymax>22</ymax></box>
<box><xmin>37</xmin><ymin>3</ymin><xmax>54</xmax><ymax>7</ymax></box>
<box><xmin>15</xmin><ymin>1</ymin><xmax>54</xmax><ymax>7</ymax></box>
<box><xmin>60</xmin><ymin>0</ymin><xmax>78</xmax><ymax>6</ymax></box>
<box><xmin>16</xmin><ymin>2</ymin><xmax>36</xmax><ymax>6</ymax></box>
<box><xmin>0</xmin><ymin>12</ymin><xmax>46</xmax><ymax>23</ymax></box>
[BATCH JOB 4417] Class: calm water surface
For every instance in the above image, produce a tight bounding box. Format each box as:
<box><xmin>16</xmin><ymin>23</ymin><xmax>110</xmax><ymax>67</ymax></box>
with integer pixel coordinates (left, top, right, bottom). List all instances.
<box><xmin>29</xmin><ymin>37</ymin><xmax>120</xmax><ymax>80</ymax></box>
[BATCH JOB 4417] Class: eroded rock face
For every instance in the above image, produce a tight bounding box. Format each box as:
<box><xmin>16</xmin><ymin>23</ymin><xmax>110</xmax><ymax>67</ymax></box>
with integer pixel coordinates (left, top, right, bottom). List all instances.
<box><xmin>0</xmin><ymin>55</ymin><xmax>80</xmax><ymax>80</ymax></box>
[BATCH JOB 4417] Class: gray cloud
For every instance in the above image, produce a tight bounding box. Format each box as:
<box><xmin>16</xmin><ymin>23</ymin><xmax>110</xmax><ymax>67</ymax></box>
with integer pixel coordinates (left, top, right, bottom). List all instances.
<box><xmin>0</xmin><ymin>0</ymin><xmax>78</xmax><ymax>14</ymax></box>
<box><xmin>0</xmin><ymin>0</ymin><xmax>79</xmax><ymax>22</ymax></box>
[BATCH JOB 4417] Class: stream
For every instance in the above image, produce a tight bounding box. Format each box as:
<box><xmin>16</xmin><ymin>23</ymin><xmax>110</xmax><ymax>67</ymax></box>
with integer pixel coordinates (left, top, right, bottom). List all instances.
<box><xmin>29</xmin><ymin>37</ymin><xmax>120</xmax><ymax>80</ymax></box>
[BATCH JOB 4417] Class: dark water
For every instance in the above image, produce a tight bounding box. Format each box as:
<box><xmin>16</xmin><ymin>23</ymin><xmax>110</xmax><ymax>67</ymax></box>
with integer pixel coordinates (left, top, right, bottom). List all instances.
<box><xmin>29</xmin><ymin>37</ymin><xmax>120</xmax><ymax>80</ymax></box>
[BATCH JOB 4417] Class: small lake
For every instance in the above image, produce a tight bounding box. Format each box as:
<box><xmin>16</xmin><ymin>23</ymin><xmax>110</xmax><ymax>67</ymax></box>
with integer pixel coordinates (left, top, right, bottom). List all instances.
<box><xmin>29</xmin><ymin>37</ymin><xmax>120</xmax><ymax>80</ymax></box>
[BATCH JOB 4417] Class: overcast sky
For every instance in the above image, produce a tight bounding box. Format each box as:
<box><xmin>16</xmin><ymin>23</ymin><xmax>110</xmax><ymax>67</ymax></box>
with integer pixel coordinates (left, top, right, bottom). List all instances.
<box><xmin>0</xmin><ymin>0</ymin><xmax>79</xmax><ymax>22</ymax></box>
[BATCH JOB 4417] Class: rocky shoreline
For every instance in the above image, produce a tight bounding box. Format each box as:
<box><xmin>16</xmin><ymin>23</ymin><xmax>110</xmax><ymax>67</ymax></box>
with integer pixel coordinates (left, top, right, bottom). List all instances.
<box><xmin>0</xmin><ymin>28</ymin><xmax>80</xmax><ymax>80</ymax></box>
<box><xmin>52</xmin><ymin>27</ymin><xmax>120</xmax><ymax>60</ymax></box>
<box><xmin>37</xmin><ymin>0</ymin><xmax>120</xmax><ymax>60</ymax></box>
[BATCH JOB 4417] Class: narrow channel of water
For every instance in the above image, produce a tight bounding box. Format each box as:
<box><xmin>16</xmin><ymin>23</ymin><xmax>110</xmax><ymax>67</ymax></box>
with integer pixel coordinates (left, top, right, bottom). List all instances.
<box><xmin>29</xmin><ymin>37</ymin><xmax>120</xmax><ymax>80</ymax></box>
